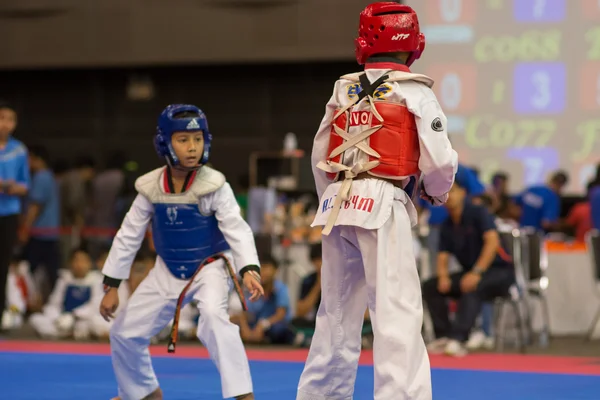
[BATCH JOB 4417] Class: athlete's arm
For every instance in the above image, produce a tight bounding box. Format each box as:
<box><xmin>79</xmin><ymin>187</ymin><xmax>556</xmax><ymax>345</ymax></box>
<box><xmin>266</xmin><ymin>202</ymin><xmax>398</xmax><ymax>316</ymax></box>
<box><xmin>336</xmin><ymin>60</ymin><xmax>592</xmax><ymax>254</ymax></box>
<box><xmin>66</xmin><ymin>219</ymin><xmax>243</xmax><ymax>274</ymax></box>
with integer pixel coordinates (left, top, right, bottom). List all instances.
<box><xmin>102</xmin><ymin>194</ymin><xmax>154</xmax><ymax>286</ymax></box>
<box><xmin>311</xmin><ymin>84</ymin><xmax>339</xmax><ymax>199</ymax></box>
<box><xmin>410</xmin><ymin>89</ymin><xmax>458</xmax><ymax>197</ymax></box>
<box><xmin>212</xmin><ymin>182</ymin><xmax>260</xmax><ymax>277</ymax></box>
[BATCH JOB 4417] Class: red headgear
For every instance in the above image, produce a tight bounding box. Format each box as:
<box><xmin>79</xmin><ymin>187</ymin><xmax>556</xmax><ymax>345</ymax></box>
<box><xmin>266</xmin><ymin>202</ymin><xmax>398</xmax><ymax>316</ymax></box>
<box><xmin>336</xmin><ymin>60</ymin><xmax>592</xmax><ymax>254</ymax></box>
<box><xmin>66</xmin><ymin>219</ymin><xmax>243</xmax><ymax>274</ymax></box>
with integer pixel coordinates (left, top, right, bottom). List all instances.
<box><xmin>355</xmin><ymin>2</ymin><xmax>425</xmax><ymax>66</ymax></box>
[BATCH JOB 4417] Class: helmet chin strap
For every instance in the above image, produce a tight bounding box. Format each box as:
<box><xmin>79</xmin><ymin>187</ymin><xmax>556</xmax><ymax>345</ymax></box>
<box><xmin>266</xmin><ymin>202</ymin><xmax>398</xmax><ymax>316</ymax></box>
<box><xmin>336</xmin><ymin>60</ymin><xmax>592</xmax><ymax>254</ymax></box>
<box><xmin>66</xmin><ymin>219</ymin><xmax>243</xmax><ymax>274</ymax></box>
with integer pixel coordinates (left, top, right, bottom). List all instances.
<box><xmin>166</xmin><ymin>158</ymin><xmax>202</xmax><ymax>173</ymax></box>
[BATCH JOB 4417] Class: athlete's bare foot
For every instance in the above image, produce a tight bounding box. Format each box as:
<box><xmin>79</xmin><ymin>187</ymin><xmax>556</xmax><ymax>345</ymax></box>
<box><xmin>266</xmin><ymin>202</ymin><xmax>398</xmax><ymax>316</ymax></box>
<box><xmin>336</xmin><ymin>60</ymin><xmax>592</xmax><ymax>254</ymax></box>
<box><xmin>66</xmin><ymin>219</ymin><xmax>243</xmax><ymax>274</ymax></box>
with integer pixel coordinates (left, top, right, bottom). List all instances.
<box><xmin>235</xmin><ymin>393</ymin><xmax>254</xmax><ymax>400</ymax></box>
<box><xmin>142</xmin><ymin>388</ymin><xmax>163</xmax><ymax>400</ymax></box>
<box><xmin>109</xmin><ymin>387</ymin><xmax>161</xmax><ymax>400</ymax></box>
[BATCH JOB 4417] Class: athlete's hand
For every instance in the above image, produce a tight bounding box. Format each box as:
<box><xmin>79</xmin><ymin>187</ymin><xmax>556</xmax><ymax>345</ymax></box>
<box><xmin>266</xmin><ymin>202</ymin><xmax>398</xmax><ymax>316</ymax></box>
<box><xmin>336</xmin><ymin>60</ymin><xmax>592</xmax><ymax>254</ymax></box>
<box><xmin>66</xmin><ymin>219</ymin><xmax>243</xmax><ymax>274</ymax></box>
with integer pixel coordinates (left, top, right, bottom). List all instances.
<box><xmin>243</xmin><ymin>271</ymin><xmax>264</xmax><ymax>302</ymax></box>
<box><xmin>100</xmin><ymin>288</ymin><xmax>119</xmax><ymax>322</ymax></box>
<box><xmin>420</xmin><ymin>190</ymin><xmax>448</xmax><ymax>206</ymax></box>
<box><xmin>419</xmin><ymin>182</ymin><xmax>448</xmax><ymax>206</ymax></box>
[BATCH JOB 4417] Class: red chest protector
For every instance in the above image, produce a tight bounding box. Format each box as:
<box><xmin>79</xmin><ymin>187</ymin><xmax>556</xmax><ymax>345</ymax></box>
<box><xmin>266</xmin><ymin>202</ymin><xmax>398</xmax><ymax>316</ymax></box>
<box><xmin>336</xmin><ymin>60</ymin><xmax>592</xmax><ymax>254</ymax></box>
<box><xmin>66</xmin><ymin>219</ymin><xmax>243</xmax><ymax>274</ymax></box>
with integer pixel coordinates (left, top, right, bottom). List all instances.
<box><xmin>325</xmin><ymin>101</ymin><xmax>420</xmax><ymax>182</ymax></box>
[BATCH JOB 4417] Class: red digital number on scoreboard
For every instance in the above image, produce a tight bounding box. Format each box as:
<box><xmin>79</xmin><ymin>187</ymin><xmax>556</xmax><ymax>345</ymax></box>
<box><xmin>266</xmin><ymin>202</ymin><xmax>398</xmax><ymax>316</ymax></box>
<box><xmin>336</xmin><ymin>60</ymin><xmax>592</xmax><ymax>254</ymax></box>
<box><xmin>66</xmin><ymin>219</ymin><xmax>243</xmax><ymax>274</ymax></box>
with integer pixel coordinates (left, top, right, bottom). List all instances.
<box><xmin>580</xmin><ymin>62</ymin><xmax>600</xmax><ymax>110</ymax></box>
<box><xmin>426</xmin><ymin>64</ymin><xmax>477</xmax><ymax>113</ymax></box>
<box><xmin>582</xmin><ymin>0</ymin><xmax>600</xmax><ymax>20</ymax></box>
<box><xmin>425</xmin><ymin>0</ymin><xmax>477</xmax><ymax>25</ymax></box>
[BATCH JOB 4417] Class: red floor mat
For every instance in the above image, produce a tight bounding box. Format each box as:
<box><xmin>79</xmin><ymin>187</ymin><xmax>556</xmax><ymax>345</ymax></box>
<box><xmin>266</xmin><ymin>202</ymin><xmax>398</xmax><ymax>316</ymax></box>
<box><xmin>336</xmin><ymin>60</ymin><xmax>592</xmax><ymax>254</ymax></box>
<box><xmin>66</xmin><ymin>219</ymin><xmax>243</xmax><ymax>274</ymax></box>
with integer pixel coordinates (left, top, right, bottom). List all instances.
<box><xmin>2</xmin><ymin>340</ymin><xmax>600</xmax><ymax>375</ymax></box>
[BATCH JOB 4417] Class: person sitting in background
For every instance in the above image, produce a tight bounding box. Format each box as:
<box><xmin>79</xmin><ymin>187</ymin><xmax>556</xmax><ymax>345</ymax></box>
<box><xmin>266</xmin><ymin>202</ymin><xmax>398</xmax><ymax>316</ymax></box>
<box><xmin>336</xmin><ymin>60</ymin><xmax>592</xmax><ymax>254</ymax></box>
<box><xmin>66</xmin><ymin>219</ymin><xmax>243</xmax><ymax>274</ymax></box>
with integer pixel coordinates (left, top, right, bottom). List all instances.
<box><xmin>490</xmin><ymin>172</ymin><xmax>508</xmax><ymax>198</ymax></box>
<box><xmin>515</xmin><ymin>170</ymin><xmax>568</xmax><ymax>232</ymax></box>
<box><xmin>2</xmin><ymin>255</ymin><xmax>30</xmax><ymax>331</ymax></box>
<box><xmin>295</xmin><ymin>244</ymin><xmax>322</xmax><ymax>324</ymax></box>
<box><xmin>29</xmin><ymin>248</ymin><xmax>104</xmax><ymax>340</ymax></box>
<box><xmin>487</xmin><ymin>172</ymin><xmax>517</xmax><ymax>217</ymax></box>
<box><xmin>233</xmin><ymin>256</ymin><xmax>300</xmax><ymax>345</ymax></box>
<box><xmin>462</xmin><ymin>197</ymin><xmax>495</xmax><ymax>350</ymax></box>
<box><xmin>94</xmin><ymin>251</ymin><xmax>148</xmax><ymax>341</ymax></box>
<box><xmin>466</xmin><ymin>191</ymin><xmax>518</xmax><ymax>350</ymax></box>
<box><xmin>422</xmin><ymin>171</ymin><xmax>515</xmax><ymax>357</ymax></box>
<box><xmin>589</xmin><ymin>168</ymin><xmax>600</xmax><ymax>230</ymax></box>
<box><xmin>560</xmin><ymin>182</ymin><xmax>593</xmax><ymax>242</ymax></box>
<box><xmin>495</xmin><ymin>198</ymin><xmax>520</xmax><ymax>232</ymax></box>
<box><xmin>419</xmin><ymin>164</ymin><xmax>486</xmax><ymax>273</ymax></box>
<box><xmin>290</xmin><ymin>244</ymin><xmax>322</xmax><ymax>347</ymax></box>
<box><xmin>291</xmin><ymin>244</ymin><xmax>373</xmax><ymax>348</ymax></box>
<box><xmin>592</xmin><ymin>184</ymin><xmax>600</xmax><ymax>231</ymax></box>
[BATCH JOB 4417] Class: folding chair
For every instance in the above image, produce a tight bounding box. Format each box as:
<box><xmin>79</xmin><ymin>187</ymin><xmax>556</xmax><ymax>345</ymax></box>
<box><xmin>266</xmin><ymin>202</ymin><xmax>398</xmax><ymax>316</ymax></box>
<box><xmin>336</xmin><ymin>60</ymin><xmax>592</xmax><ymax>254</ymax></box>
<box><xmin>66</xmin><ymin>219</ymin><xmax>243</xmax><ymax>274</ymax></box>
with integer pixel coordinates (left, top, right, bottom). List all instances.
<box><xmin>585</xmin><ymin>229</ymin><xmax>600</xmax><ymax>341</ymax></box>
<box><xmin>520</xmin><ymin>227</ymin><xmax>551</xmax><ymax>347</ymax></box>
<box><xmin>494</xmin><ymin>229</ymin><xmax>528</xmax><ymax>353</ymax></box>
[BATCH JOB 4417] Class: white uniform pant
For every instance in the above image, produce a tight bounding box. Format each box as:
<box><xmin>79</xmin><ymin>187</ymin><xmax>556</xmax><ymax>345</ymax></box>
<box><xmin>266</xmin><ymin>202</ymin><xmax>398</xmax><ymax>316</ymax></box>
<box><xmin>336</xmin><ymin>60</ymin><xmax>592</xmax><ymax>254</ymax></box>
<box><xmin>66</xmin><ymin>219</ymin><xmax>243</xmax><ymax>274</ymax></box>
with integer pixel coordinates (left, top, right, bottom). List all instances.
<box><xmin>155</xmin><ymin>304</ymin><xmax>199</xmax><ymax>341</ymax></box>
<box><xmin>297</xmin><ymin>199</ymin><xmax>431</xmax><ymax>400</ymax></box>
<box><xmin>109</xmin><ymin>259</ymin><xmax>253</xmax><ymax>400</ymax></box>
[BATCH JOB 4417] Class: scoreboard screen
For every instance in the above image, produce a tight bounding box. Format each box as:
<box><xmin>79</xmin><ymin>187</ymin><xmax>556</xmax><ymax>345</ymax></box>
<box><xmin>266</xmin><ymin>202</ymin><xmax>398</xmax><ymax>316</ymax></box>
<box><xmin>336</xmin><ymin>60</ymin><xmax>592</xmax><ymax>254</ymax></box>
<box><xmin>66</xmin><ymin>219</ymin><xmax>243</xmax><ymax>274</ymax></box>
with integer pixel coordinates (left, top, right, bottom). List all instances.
<box><xmin>406</xmin><ymin>0</ymin><xmax>600</xmax><ymax>193</ymax></box>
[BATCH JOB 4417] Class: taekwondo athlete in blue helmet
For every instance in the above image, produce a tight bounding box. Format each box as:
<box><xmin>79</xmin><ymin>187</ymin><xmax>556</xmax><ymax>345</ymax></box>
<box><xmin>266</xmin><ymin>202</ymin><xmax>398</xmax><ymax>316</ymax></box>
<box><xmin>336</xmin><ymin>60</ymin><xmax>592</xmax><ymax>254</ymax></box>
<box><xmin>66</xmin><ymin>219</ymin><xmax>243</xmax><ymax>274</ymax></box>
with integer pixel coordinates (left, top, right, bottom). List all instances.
<box><xmin>99</xmin><ymin>104</ymin><xmax>264</xmax><ymax>400</ymax></box>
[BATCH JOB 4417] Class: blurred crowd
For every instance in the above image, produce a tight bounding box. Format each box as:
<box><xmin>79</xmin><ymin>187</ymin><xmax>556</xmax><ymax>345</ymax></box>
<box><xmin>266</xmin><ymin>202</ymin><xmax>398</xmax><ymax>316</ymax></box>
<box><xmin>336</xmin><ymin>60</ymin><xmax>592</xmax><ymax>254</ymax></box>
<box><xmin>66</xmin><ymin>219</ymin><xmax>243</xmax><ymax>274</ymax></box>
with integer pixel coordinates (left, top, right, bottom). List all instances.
<box><xmin>2</xmin><ymin>100</ymin><xmax>600</xmax><ymax>355</ymax></box>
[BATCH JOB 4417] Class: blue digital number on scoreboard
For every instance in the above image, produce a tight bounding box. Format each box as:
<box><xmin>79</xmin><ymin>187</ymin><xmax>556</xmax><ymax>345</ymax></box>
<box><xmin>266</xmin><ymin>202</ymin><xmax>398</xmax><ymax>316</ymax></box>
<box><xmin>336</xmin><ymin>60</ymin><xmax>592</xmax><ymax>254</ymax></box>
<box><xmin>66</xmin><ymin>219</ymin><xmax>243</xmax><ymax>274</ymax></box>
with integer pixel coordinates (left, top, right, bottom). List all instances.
<box><xmin>507</xmin><ymin>147</ymin><xmax>559</xmax><ymax>186</ymax></box>
<box><xmin>514</xmin><ymin>0</ymin><xmax>565</xmax><ymax>22</ymax></box>
<box><xmin>513</xmin><ymin>63</ymin><xmax>566</xmax><ymax>114</ymax></box>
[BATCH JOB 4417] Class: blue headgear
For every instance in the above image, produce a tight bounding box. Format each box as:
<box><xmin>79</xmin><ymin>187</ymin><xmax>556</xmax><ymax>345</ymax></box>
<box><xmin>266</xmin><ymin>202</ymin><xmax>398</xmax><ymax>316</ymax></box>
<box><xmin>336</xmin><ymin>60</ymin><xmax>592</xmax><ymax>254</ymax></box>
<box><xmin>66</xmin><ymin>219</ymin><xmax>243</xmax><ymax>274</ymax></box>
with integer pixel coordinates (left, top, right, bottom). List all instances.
<box><xmin>154</xmin><ymin>104</ymin><xmax>212</xmax><ymax>169</ymax></box>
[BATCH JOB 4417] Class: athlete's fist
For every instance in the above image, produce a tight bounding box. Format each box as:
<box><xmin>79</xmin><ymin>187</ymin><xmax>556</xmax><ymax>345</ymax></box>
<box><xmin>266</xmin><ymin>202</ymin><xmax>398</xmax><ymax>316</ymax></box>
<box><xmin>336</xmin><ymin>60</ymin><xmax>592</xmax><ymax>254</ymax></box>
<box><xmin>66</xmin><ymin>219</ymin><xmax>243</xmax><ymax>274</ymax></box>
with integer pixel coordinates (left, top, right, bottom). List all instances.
<box><xmin>100</xmin><ymin>288</ymin><xmax>119</xmax><ymax>322</ymax></box>
<box><xmin>243</xmin><ymin>271</ymin><xmax>264</xmax><ymax>302</ymax></box>
<box><xmin>420</xmin><ymin>181</ymin><xmax>448</xmax><ymax>206</ymax></box>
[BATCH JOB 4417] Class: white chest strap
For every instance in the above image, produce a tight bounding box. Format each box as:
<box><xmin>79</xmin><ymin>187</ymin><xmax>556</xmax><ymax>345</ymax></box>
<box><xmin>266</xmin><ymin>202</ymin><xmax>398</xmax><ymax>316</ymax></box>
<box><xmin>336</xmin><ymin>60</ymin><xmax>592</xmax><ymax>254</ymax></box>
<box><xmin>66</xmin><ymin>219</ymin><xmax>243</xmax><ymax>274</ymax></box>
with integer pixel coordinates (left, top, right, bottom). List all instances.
<box><xmin>317</xmin><ymin>72</ymin><xmax>390</xmax><ymax>235</ymax></box>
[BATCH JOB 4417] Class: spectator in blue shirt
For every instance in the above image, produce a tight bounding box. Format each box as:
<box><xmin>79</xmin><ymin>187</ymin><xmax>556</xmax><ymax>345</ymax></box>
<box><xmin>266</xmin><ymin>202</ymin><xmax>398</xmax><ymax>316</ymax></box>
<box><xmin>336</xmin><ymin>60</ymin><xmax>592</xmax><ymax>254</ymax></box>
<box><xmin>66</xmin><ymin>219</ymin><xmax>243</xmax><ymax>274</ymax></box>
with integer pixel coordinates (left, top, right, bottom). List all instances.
<box><xmin>515</xmin><ymin>171</ymin><xmax>568</xmax><ymax>232</ymax></box>
<box><xmin>234</xmin><ymin>256</ymin><xmax>298</xmax><ymax>345</ymax></box>
<box><xmin>591</xmin><ymin>184</ymin><xmax>600</xmax><ymax>231</ymax></box>
<box><xmin>422</xmin><ymin>172</ymin><xmax>514</xmax><ymax>357</ymax></box>
<box><xmin>0</xmin><ymin>101</ymin><xmax>29</xmax><ymax>331</ymax></box>
<box><xmin>21</xmin><ymin>145</ymin><xmax>61</xmax><ymax>299</ymax></box>
<box><xmin>590</xmin><ymin>167</ymin><xmax>600</xmax><ymax>230</ymax></box>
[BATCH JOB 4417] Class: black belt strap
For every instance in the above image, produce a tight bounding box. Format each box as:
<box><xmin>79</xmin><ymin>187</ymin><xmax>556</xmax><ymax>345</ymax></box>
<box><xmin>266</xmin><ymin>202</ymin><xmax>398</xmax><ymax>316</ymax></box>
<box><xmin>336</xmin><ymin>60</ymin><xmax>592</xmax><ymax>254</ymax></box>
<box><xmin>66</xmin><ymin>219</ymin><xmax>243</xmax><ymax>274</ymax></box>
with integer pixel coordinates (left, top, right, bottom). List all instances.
<box><xmin>166</xmin><ymin>167</ymin><xmax>194</xmax><ymax>194</ymax></box>
<box><xmin>357</xmin><ymin>73</ymin><xmax>390</xmax><ymax>102</ymax></box>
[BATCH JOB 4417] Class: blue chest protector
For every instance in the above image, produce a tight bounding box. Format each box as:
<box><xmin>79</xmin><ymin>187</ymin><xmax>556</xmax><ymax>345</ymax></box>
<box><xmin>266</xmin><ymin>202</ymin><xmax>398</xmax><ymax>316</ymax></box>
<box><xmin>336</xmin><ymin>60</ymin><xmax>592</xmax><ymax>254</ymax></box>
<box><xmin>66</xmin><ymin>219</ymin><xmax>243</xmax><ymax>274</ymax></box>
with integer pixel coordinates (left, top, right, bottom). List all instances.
<box><xmin>152</xmin><ymin>203</ymin><xmax>230</xmax><ymax>279</ymax></box>
<box><xmin>63</xmin><ymin>285</ymin><xmax>92</xmax><ymax>312</ymax></box>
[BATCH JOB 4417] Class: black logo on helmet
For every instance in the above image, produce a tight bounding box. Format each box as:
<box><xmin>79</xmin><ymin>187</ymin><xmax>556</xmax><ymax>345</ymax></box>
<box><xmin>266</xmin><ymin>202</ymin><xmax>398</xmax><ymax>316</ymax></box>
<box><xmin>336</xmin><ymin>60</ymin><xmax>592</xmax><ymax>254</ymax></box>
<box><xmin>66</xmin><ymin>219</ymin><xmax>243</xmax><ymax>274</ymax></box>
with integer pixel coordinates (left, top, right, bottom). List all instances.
<box><xmin>431</xmin><ymin>117</ymin><xmax>443</xmax><ymax>132</ymax></box>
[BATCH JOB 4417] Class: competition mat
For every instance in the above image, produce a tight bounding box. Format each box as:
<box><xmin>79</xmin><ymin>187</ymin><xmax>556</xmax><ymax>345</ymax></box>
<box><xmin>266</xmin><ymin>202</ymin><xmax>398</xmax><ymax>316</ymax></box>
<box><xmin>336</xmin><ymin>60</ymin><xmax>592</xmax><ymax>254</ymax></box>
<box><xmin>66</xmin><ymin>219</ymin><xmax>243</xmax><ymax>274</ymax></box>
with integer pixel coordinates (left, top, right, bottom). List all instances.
<box><xmin>1</xmin><ymin>340</ymin><xmax>598</xmax><ymax>399</ymax></box>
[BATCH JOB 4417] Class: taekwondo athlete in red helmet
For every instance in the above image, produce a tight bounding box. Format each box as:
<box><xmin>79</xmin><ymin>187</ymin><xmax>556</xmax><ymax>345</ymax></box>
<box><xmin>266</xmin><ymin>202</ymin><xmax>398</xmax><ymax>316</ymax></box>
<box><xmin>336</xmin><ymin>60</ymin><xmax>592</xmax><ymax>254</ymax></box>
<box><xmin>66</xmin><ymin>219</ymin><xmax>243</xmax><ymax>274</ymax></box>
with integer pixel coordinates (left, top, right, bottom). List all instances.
<box><xmin>297</xmin><ymin>3</ymin><xmax>458</xmax><ymax>400</ymax></box>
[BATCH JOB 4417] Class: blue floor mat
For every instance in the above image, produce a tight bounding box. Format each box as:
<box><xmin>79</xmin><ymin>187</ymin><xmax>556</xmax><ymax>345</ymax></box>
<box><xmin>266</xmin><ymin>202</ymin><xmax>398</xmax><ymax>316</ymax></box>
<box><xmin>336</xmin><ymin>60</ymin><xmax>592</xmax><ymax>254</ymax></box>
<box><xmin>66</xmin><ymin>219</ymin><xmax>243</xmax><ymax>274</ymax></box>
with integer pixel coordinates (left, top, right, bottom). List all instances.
<box><xmin>0</xmin><ymin>352</ymin><xmax>598</xmax><ymax>399</ymax></box>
